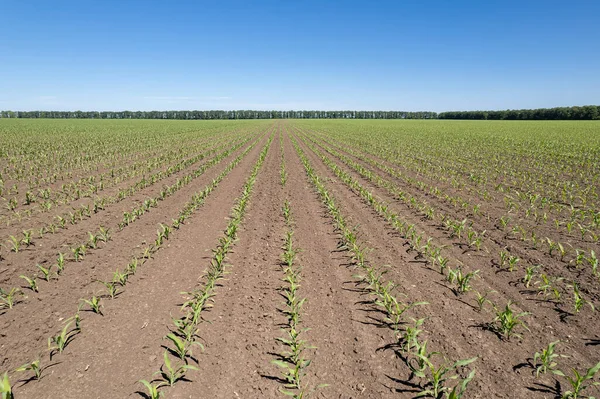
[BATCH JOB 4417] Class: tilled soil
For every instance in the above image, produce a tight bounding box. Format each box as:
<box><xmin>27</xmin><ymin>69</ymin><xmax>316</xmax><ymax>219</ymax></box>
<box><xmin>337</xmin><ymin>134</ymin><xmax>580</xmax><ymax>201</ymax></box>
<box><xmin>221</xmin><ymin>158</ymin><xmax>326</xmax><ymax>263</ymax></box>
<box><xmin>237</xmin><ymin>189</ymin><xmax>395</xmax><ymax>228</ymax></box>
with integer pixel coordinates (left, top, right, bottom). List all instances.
<box><xmin>2</xmin><ymin>121</ymin><xmax>599</xmax><ymax>399</ymax></box>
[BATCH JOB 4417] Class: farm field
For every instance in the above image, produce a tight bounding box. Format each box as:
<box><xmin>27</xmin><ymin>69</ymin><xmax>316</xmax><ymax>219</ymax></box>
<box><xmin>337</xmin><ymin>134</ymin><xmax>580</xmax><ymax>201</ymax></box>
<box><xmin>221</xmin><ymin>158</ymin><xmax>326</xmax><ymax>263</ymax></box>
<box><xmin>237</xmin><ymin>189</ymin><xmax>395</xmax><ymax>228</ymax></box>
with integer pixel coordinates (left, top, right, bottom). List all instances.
<box><xmin>0</xmin><ymin>118</ymin><xmax>599</xmax><ymax>398</ymax></box>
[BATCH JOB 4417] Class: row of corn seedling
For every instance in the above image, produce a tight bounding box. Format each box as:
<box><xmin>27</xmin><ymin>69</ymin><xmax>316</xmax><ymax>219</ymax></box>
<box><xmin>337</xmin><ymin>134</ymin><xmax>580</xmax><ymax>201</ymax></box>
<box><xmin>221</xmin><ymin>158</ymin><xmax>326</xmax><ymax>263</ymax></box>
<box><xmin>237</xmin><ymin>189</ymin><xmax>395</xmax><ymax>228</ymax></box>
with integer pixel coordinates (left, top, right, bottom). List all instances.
<box><xmin>271</xmin><ymin>194</ymin><xmax>324</xmax><ymax>397</ymax></box>
<box><xmin>138</xmin><ymin>134</ymin><xmax>273</xmax><ymax>398</ymax></box>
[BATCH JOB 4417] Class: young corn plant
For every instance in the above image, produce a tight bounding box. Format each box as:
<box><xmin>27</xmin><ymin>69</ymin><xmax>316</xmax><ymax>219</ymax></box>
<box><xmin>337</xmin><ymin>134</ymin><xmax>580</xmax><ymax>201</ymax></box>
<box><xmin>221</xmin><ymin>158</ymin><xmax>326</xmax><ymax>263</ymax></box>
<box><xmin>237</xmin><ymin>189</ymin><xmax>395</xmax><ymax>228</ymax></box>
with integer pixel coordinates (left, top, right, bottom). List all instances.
<box><xmin>87</xmin><ymin>232</ymin><xmax>98</xmax><ymax>249</ymax></box>
<box><xmin>37</xmin><ymin>264</ymin><xmax>53</xmax><ymax>282</ymax></box>
<box><xmin>0</xmin><ymin>372</ymin><xmax>12</xmax><ymax>399</ymax></box>
<box><xmin>569</xmin><ymin>282</ymin><xmax>594</xmax><ymax>313</ymax></box>
<box><xmin>112</xmin><ymin>269</ymin><xmax>130</xmax><ymax>286</ymax></box>
<box><xmin>474</xmin><ymin>290</ymin><xmax>495</xmax><ymax>312</ymax></box>
<box><xmin>445</xmin><ymin>369</ymin><xmax>477</xmax><ymax>399</ymax></box>
<box><xmin>588</xmin><ymin>250</ymin><xmax>599</xmax><ymax>279</ymax></box>
<box><xmin>413</xmin><ymin>354</ymin><xmax>477</xmax><ymax>399</ymax></box>
<box><xmin>408</xmin><ymin>339</ymin><xmax>438</xmax><ymax>380</ymax></box>
<box><xmin>0</xmin><ymin>288</ymin><xmax>23</xmax><ymax>310</ymax></box>
<box><xmin>126</xmin><ymin>258</ymin><xmax>139</xmax><ymax>275</ymax></box>
<box><xmin>71</xmin><ymin>245</ymin><xmax>86</xmax><ymax>262</ymax></box>
<box><xmin>20</xmin><ymin>275</ymin><xmax>38</xmax><ymax>292</ymax></box>
<box><xmin>375</xmin><ymin>290</ymin><xmax>428</xmax><ymax>333</ymax></box>
<box><xmin>21</xmin><ymin>230</ymin><xmax>33</xmax><ymax>247</ymax></box>
<box><xmin>154</xmin><ymin>351</ymin><xmax>198</xmax><ymax>387</ymax></box>
<box><xmin>15</xmin><ymin>358</ymin><xmax>43</xmax><ymax>381</ymax></box>
<box><xmin>171</xmin><ymin>317</ymin><xmax>200</xmax><ymax>344</ymax></box>
<box><xmin>554</xmin><ymin>361</ymin><xmax>600</xmax><ymax>399</ymax></box>
<box><xmin>536</xmin><ymin>274</ymin><xmax>564</xmax><ymax>303</ymax></box>
<box><xmin>533</xmin><ymin>340</ymin><xmax>564</xmax><ymax>377</ymax></box>
<box><xmin>80</xmin><ymin>296</ymin><xmax>103</xmax><ymax>315</ymax></box>
<box><xmin>8</xmin><ymin>236</ymin><xmax>20</xmax><ymax>253</ymax></box>
<box><xmin>97</xmin><ymin>226</ymin><xmax>111</xmax><ymax>242</ymax></box>
<box><xmin>48</xmin><ymin>320</ymin><xmax>79</xmax><ymax>358</ymax></box>
<box><xmin>448</xmin><ymin>267</ymin><xmax>479</xmax><ymax>295</ymax></box>
<box><xmin>138</xmin><ymin>380</ymin><xmax>163</xmax><ymax>399</ymax></box>
<box><xmin>522</xmin><ymin>265</ymin><xmax>539</xmax><ymax>288</ymax></box>
<box><xmin>280</xmin><ymin>161</ymin><xmax>288</xmax><ymax>186</ymax></box>
<box><xmin>400</xmin><ymin>317</ymin><xmax>426</xmax><ymax>352</ymax></box>
<box><xmin>165</xmin><ymin>333</ymin><xmax>203</xmax><ymax>362</ymax></box>
<box><xmin>489</xmin><ymin>301</ymin><xmax>530</xmax><ymax>341</ymax></box>
<box><xmin>506</xmin><ymin>255</ymin><xmax>520</xmax><ymax>272</ymax></box>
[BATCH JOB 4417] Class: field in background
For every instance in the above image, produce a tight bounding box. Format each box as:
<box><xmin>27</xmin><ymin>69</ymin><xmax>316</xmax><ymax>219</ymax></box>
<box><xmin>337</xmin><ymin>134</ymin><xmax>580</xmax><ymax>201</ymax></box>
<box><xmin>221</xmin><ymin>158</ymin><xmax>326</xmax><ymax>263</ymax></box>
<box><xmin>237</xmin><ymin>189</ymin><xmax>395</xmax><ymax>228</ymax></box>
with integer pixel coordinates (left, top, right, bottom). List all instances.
<box><xmin>0</xmin><ymin>118</ymin><xmax>599</xmax><ymax>398</ymax></box>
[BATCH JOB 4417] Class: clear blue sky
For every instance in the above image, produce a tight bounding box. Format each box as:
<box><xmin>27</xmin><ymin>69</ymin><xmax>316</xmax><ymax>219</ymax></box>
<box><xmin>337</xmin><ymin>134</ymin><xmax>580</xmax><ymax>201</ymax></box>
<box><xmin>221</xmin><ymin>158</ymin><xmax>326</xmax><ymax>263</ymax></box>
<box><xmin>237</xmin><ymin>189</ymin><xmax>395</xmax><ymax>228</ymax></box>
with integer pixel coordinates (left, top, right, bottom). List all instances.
<box><xmin>1</xmin><ymin>0</ymin><xmax>599</xmax><ymax>112</ymax></box>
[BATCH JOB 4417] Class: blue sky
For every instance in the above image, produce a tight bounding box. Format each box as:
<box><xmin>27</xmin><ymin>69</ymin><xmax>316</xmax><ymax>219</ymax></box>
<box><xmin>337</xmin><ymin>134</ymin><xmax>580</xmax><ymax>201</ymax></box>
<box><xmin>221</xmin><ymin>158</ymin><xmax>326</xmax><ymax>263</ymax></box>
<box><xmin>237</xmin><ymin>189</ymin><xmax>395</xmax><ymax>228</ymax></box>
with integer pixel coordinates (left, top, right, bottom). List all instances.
<box><xmin>1</xmin><ymin>0</ymin><xmax>599</xmax><ymax>111</ymax></box>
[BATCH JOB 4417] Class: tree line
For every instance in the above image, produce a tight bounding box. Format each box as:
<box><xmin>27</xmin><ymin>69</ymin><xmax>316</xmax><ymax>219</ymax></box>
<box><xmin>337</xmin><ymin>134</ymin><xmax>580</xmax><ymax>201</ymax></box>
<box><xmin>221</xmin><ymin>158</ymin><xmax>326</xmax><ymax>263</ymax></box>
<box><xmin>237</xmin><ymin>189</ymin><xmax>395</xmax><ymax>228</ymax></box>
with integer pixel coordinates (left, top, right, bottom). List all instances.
<box><xmin>438</xmin><ymin>105</ymin><xmax>600</xmax><ymax>120</ymax></box>
<box><xmin>0</xmin><ymin>106</ymin><xmax>598</xmax><ymax>120</ymax></box>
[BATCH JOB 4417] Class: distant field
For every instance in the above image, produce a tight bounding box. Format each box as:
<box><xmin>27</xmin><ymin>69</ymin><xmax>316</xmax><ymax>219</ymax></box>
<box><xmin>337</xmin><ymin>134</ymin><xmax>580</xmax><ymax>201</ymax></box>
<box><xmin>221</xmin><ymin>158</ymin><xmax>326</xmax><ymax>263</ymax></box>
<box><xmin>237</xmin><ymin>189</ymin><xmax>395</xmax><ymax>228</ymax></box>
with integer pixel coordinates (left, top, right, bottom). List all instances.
<box><xmin>1</xmin><ymin>118</ymin><xmax>599</xmax><ymax>398</ymax></box>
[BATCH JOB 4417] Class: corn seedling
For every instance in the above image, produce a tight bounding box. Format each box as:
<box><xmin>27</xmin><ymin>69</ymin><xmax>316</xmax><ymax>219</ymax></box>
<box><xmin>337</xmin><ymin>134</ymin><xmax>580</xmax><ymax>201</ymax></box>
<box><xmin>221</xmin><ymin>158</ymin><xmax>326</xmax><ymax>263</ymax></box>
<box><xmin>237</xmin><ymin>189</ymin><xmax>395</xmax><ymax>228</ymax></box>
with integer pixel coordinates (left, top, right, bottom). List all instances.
<box><xmin>138</xmin><ymin>380</ymin><xmax>163</xmax><ymax>399</ymax></box>
<box><xmin>159</xmin><ymin>223</ymin><xmax>170</xmax><ymax>240</ymax></box>
<box><xmin>56</xmin><ymin>253</ymin><xmax>66</xmax><ymax>275</ymax></box>
<box><xmin>522</xmin><ymin>265</ymin><xmax>539</xmax><ymax>288</ymax></box>
<box><xmin>474</xmin><ymin>290</ymin><xmax>495</xmax><ymax>312</ymax></box>
<box><xmin>489</xmin><ymin>301</ymin><xmax>530</xmax><ymax>340</ymax></box>
<box><xmin>171</xmin><ymin>318</ymin><xmax>200</xmax><ymax>343</ymax></box>
<box><xmin>81</xmin><ymin>296</ymin><xmax>102</xmax><ymax>315</ymax></box>
<box><xmin>445</xmin><ymin>368</ymin><xmax>476</xmax><ymax>399</ymax></box>
<box><xmin>20</xmin><ymin>275</ymin><xmax>38</xmax><ymax>292</ymax></box>
<box><xmin>414</xmin><ymin>354</ymin><xmax>477</xmax><ymax>398</ymax></box>
<box><xmin>536</xmin><ymin>274</ymin><xmax>564</xmax><ymax>303</ymax></box>
<box><xmin>15</xmin><ymin>358</ymin><xmax>43</xmax><ymax>381</ymax></box>
<box><xmin>21</xmin><ymin>230</ymin><xmax>33</xmax><ymax>247</ymax></box>
<box><xmin>48</xmin><ymin>320</ymin><xmax>78</xmax><ymax>358</ymax></box>
<box><xmin>553</xmin><ymin>361</ymin><xmax>600</xmax><ymax>399</ymax></box>
<box><xmin>507</xmin><ymin>255</ymin><xmax>520</xmax><ymax>272</ymax></box>
<box><xmin>436</xmin><ymin>255</ymin><xmax>449</xmax><ymax>275</ymax></box>
<box><xmin>154</xmin><ymin>351</ymin><xmax>198</xmax><ymax>387</ymax></box>
<box><xmin>112</xmin><ymin>269</ymin><xmax>130</xmax><ymax>286</ymax></box>
<box><xmin>570</xmin><ymin>282</ymin><xmax>594</xmax><ymax>313</ymax></box>
<box><xmin>0</xmin><ymin>372</ymin><xmax>12</xmax><ymax>399</ymax></box>
<box><xmin>127</xmin><ymin>258</ymin><xmax>140</xmax><ymax>275</ymax></box>
<box><xmin>400</xmin><ymin>317</ymin><xmax>426</xmax><ymax>352</ymax></box>
<box><xmin>408</xmin><ymin>340</ymin><xmax>438</xmax><ymax>379</ymax></box>
<box><xmin>87</xmin><ymin>232</ymin><xmax>98</xmax><ymax>249</ymax></box>
<box><xmin>98</xmin><ymin>226</ymin><xmax>111</xmax><ymax>242</ymax></box>
<box><xmin>37</xmin><ymin>264</ymin><xmax>53</xmax><ymax>281</ymax></box>
<box><xmin>8</xmin><ymin>236</ymin><xmax>20</xmax><ymax>253</ymax></box>
<box><xmin>0</xmin><ymin>288</ymin><xmax>23</xmax><ymax>309</ymax></box>
<box><xmin>97</xmin><ymin>280</ymin><xmax>119</xmax><ymax>299</ymax></box>
<box><xmin>588</xmin><ymin>250</ymin><xmax>599</xmax><ymax>278</ymax></box>
<box><xmin>533</xmin><ymin>340</ymin><xmax>565</xmax><ymax>377</ymax></box>
<box><xmin>165</xmin><ymin>333</ymin><xmax>203</xmax><ymax>361</ymax></box>
<box><xmin>448</xmin><ymin>267</ymin><xmax>478</xmax><ymax>295</ymax></box>
<box><xmin>71</xmin><ymin>245</ymin><xmax>86</xmax><ymax>262</ymax></box>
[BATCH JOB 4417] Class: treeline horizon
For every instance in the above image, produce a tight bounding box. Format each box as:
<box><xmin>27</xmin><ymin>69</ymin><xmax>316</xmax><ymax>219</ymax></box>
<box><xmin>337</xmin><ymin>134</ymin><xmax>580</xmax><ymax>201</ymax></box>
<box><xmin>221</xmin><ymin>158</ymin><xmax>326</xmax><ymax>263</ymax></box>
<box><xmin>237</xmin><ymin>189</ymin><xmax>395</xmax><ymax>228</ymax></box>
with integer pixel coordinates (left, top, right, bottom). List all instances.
<box><xmin>0</xmin><ymin>105</ymin><xmax>599</xmax><ymax>120</ymax></box>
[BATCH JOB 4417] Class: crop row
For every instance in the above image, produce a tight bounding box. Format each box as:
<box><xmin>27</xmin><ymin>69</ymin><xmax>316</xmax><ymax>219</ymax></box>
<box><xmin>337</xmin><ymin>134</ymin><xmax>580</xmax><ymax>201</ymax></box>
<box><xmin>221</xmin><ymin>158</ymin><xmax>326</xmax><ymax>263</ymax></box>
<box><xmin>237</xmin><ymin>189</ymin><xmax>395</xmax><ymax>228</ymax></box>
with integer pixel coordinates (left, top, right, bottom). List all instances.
<box><xmin>137</xmin><ymin>134</ymin><xmax>273</xmax><ymax>398</ymax></box>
